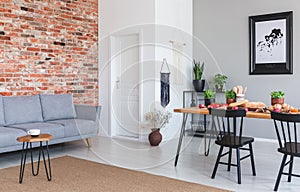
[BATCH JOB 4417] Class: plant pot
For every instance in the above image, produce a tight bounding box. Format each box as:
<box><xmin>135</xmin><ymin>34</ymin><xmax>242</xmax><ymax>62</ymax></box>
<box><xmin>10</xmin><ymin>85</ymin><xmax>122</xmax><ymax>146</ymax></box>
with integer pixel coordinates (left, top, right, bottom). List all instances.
<box><xmin>215</xmin><ymin>85</ymin><xmax>223</xmax><ymax>92</ymax></box>
<box><xmin>204</xmin><ymin>98</ymin><xmax>215</xmax><ymax>106</ymax></box>
<box><xmin>226</xmin><ymin>98</ymin><xmax>236</xmax><ymax>105</ymax></box>
<box><xmin>193</xmin><ymin>80</ymin><xmax>205</xmax><ymax>92</ymax></box>
<box><xmin>148</xmin><ymin>129</ymin><xmax>162</xmax><ymax>146</ymax></box>
<box><xmin>271</xmin><ymin>98</ymin><xmax>284</xmax><ymax>105</ymax></box>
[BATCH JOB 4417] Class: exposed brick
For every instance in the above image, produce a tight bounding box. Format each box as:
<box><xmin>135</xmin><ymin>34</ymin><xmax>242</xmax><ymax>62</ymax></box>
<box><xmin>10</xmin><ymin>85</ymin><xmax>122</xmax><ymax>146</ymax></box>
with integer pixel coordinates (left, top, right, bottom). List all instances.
<box><xmin>0</xmin><ymin>0</ymin><xmax>98</xmax><ymax>105</ymax></box>
<box><xmin>0</xmin><ymin>8</ymin><xmax>12</xmax><ymax>13</ymax></box>
<box><xmin>54</xmin><ymin>41</ymin><xmax>66</xmax><ymax>46</ymax></box>
<box><xmin>20</xmin><ymin>6</ymin><xmax>28</xmax><ymax>11</ymax></box>
<box><xmin>3</xmin><ymin>13</ymin><xmax>18</xmax><ymax>18</ymax></box>
<box><xmin>20</xmin><ymin>6</ymin><xmax>34</xmax><ymax>12</ymax></box>
<box><xmin>72</xmin><ymin>47</ymin><xmax>83</xmax><ymax>51</ymax></box>
<box><xmin>20</xmin><ymin>34</ymin><xmax>35</xmax><ymax>38</ymax></box>
<box><xmin>20</xmin><ymin>25</ymin><xmax>31</xmax><ymax>29</ymax></box>
<box><xmin>7</xmin><ymin>32</ymin><xmax>18</xmax><ymax>37</ymax></box>
<box><xmin>0</xmin><ymin>92</ymin><xmax>13</xmax><ymax>96</ymax></box>
<box><xmin>27</xmin><ymin>47</ymin><xmax>40</xmax><ymax>52</ymax></box>
<box><xmin>35</xmin><ymin>27</ymin><xmax>47</xmax><ymax>31</ymax></box>
<box><xmin>0</xmin><ymin>36</ymin><xmax>10</xmax><ymax>40</ymax></box>
<box><xmin>19</xmin><ymin>16</ymin><xmax>34</xmax><ymax>21</ymax></box>
<box><xmin>41</xmin><ymin>49</ymin><xmax>54</xmax><ymax>53</ymax></box>
<box><xmin>12</xmin><ymin>29</ymin><xmax>23</xmax><ymax>33</ymax></box>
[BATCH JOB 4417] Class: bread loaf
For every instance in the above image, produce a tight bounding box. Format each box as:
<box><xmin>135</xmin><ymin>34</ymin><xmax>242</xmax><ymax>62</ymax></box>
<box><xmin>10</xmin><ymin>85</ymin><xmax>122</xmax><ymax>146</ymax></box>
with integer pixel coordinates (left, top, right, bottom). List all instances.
<box><xmin>245</xmin><ymin>102</ymin><xmax>266</xmax><ymax>108</ymax></box>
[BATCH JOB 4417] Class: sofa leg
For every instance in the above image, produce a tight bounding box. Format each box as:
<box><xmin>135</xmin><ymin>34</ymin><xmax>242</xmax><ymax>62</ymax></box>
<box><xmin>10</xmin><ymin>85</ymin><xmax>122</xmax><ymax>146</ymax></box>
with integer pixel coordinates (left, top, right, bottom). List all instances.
<box><xmin>86</xmin><ymin>138</ymin><xmax>92</xmax><ymax>148</ymax></box>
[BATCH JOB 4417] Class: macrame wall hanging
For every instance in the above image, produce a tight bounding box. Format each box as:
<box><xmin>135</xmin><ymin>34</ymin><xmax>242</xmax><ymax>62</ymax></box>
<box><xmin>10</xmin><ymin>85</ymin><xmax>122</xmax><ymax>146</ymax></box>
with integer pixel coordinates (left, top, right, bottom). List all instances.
<box><xmin>160</xmin><ymin>58</ymin><xmax>171</xmax><ymax>108</ymax></box>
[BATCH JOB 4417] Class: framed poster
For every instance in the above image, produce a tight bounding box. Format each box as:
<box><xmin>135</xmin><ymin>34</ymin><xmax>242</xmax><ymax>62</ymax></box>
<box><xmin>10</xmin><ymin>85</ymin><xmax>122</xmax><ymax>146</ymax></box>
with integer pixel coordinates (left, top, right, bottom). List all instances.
<box><xmin>249</xmin><ymin>11</ymin><xmax>293</xmax><ymax>75</ymax></box>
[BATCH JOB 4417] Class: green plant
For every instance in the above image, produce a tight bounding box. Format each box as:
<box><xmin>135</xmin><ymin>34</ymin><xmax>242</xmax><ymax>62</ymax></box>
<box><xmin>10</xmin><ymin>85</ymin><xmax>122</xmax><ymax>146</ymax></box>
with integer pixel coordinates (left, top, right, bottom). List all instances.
<box><xmin>212</xmin><ymin>74</ymin><xmax>227</xmax><ymax>90</ymax></box>
<box><xmin>193</xmin><ymin>60</ymin><xmax>204</xmax><ymax>80</ymax></box>
<box><xmin>225</xmin><ymin>89</ymin><xmax>236</xmax><ymax>99</ymax></box>
<box><xmin>203</xmin><ymin>89</ymin><xmax>216</xmax><ymax>99</ymax></box>
<box><xmin>270</xmin><ymin>91</ymin><xmax>285</xmax><ymax>98</ymax></box>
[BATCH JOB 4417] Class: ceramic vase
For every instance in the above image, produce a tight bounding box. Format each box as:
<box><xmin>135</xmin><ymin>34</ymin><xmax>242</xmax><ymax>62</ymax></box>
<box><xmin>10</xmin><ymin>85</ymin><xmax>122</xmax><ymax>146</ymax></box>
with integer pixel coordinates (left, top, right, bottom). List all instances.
<box><xmin>148</xmin><ymin>129</ymin><xmax>162</xmax><ymax>146</ymax></box>
<box><xmin>271</xmin><ymin>98</ymin><xmax>284</xmax><ymax>105</ymax></box>
<box><xmin>226</xmin><ymin>98</ymin><xmax>236</xmax><ymax>105</ymax></box>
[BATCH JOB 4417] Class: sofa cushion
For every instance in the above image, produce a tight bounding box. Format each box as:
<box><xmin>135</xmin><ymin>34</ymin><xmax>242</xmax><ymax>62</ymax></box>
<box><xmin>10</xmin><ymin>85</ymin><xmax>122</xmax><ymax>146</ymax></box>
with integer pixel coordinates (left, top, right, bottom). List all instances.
<box><xmin>0</xmin><ymin>127</ymin><xmax>26</xmax><ymax>148</ymax></box>
<box><xmin>0</xmin><ymin>95</ymin><xmax>5</xmax><ymax>126</ymax></box>
<box><xmin>40</xmin><ymin>94</ymin><xmax>76</xmax><ymax>121</ymax></box>
<box><xmin>3</xmin><ymin>95</ymin><xmax>43</xmax><ymax>125</ymax></box>
<box><xmin>10</xmin><ymin>122</ymin><xmax>65</xmax><ymax>139</ymax></box>
<box><xmin>47</xmin><ymin>119</ymin><xmax>97</xmax><ymax>137</ymax></box>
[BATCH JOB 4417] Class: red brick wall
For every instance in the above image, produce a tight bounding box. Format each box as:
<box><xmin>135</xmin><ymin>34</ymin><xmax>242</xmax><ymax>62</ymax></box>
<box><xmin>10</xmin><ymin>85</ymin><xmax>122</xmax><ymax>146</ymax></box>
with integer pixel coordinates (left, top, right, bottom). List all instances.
<box><xmin>0</xmin><ymin>0</ymin><xmax>98</xmax><ymax>105</ymax></box>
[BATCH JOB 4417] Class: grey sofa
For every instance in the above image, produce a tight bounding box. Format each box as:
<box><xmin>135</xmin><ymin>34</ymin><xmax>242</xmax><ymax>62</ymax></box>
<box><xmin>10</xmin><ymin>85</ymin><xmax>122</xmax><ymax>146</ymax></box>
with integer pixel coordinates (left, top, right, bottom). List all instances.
<box><xmin>0</xmin><ymin>94</ymin><xmax>101</xmax><ymax>153</ymax></box>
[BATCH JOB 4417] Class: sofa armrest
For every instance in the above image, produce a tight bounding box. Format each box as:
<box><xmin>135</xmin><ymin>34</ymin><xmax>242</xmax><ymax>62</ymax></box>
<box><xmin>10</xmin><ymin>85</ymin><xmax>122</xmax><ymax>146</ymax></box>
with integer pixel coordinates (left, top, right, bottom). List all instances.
<box><xmin>74</xmin><ymin>104</ymin><xmax>101</xmax><ymax>122</ymax></box>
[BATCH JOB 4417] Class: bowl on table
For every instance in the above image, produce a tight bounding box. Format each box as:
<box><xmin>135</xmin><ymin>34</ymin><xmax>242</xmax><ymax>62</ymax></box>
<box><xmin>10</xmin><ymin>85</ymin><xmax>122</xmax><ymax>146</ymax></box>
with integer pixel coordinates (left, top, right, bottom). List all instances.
<box><xmin>27</xmin><ymin>129</ymin><xmax>40</xmax><ymax>137</ymax></box>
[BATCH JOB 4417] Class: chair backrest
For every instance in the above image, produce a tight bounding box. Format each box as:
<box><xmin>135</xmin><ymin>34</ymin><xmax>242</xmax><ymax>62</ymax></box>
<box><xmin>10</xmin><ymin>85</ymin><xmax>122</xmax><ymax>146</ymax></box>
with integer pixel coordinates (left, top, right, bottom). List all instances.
<box><xmin>210</xmin><ymin>108</ymin><xmax>246</xmax><ymax>145</ymax></box>
<box><xmin>271</xmin><ymin>112</ymin><xmax>300</xmax><ymax>154</ymax></box>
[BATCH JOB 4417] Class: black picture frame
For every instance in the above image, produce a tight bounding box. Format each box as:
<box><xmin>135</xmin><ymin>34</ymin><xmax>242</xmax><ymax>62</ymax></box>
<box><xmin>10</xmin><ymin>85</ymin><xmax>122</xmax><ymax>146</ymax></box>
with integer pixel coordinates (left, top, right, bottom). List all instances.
<box><xmin>249</xmin><ymin>11</ymin><xmax>293</xmax><ymax>75</ymax></box>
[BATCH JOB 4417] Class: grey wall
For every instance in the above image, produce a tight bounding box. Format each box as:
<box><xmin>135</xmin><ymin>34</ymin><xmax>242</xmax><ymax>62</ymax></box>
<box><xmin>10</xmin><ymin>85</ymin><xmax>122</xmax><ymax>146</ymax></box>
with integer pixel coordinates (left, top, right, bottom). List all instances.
<box><xmin>193</xmin><ymin>0</ymin><xmax>300</xmax><ymax>139</ymax></box>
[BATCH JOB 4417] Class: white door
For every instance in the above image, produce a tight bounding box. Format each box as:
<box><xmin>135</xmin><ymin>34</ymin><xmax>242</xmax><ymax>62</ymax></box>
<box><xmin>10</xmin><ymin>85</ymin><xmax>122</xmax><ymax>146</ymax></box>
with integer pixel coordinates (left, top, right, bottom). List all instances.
<box><xmin>110</xmin><ymin>34</ymin><xmax>140</xmax><ymax>138</ymax></box>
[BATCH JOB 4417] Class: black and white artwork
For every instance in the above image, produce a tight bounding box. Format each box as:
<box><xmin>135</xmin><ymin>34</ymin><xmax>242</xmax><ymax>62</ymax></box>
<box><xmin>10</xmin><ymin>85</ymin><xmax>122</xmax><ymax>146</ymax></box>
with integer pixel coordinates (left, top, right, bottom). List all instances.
<box><xmin>255</xmin><ymin>19</ymin><xmax>286</xmax><ymax>64</ymax></box>
<box><xmin>249</xmin><ymin>11</ymin><xmax>293</xmax><ymax>75</ymax></box>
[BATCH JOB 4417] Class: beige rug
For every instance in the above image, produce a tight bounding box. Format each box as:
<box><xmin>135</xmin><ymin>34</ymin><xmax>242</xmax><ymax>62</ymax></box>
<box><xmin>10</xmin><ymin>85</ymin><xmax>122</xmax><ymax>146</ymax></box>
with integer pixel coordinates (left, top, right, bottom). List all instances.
<box><xmin>0</xmin><ymin>156</ymin><xmax>228</xmax><ymax>192</ymax></box>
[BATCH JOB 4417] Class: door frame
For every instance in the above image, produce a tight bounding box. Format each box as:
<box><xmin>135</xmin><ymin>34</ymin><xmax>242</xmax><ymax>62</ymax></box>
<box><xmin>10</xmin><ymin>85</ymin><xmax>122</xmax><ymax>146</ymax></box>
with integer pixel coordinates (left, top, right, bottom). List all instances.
<box><xmin>108</xmin><ymin>31</ymin><xmax>144</xmax><ymax>138</ymax></box>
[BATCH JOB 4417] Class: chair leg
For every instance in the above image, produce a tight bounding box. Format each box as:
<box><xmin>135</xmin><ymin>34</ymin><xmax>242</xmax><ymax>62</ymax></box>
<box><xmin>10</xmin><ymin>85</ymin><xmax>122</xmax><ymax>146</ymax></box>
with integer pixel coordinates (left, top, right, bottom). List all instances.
<box><xmin>249</xmin><ymin>143</ymin><xmax>256</xmax><ymax>176</ymax></box>
<box><xmin>211</xmin><ymin>146</ymin><xmax>224</xmax><ymax>179</ymax></box>
<box><xmin>227</xmin><ymin>147</ymin><xmax>232</xmax><ymax>171</ymax></box>
<box><xmin>236</xmin><ymin>148</ymin><xmax>241</xmax><ymax>184</ymax></box>
<box><xmin>288</xmin><ymin>155</ymin><xmax>294</xmax><ymax>182</ymax></box>
<box><xmin>274</xmin><ymin>154</ymin><xmax>288</xmax><ymax>191</ymax></box>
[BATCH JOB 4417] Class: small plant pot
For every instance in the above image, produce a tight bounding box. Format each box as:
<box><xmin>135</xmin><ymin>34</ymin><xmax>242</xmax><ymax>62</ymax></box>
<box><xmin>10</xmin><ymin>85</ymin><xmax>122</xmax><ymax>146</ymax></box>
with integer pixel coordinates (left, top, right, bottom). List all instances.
<box><xmin>226</xmin><ymin>98</ymin><xmax>236</xmax><ymax>105</ymax></box>
<box><xmin>215</xmin><ymin>85</ymin><xmax>223</xmax><ymax>92</ymax></box>
<box><xmin>271</xmin><ymin>98</ymin><xmax>284</xmax><ymax>105</ymax></box>
<box><xmin>193</xmin><ymin>80</ymin><xmax>205</xmax><ymax>92</ymax></box>
<box><xmin>205</xmin><ymin>98</ymin><xmax>215</xmax><ymax>106</ymax></box>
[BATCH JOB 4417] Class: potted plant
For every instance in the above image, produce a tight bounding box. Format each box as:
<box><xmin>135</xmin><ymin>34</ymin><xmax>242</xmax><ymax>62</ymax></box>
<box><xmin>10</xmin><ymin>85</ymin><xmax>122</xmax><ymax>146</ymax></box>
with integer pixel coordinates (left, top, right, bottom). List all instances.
<box><xmin>270</xmin><ymin>90</ymin><xmax>285</xmax><ymax>105</ymax></box>
<box><xmin>203</xmin><ymin>89</ymin><xmax>216</xmax><ymax>106</ymax></box>
<box><xmin>144</xmin><ymin>109</ymin><xmax>172</xmax><ymax>146</ymax></box>
<box><xmin>212</xmin><ymin>74</ymin><xmax>227</xmax><ymax>92</ymax></box>
<box><xmin>193</xmin><ymin>60</ymin><xmax>205</xmax><ymax>92</ymax></box>
<box><xmin>225</xmin><ymin>89</ymin><xmax>236</xmax><ymax>105</ymax></box>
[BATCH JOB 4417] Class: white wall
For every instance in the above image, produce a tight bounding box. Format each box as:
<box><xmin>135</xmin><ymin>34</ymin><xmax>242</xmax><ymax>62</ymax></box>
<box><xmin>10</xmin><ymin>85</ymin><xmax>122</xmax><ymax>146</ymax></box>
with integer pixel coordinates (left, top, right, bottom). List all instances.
<box><xmin>99</xmin><ymin>0</ymin><xmax>155</xmax><ymax>136</ymax></box>
<box><xmin>194</xmin><ymin>0</ymin><xmax>300</xmax><ymax>139</ymax></box>
<box><xmin>99</xmin><ymin>0</ymin><xmax>193</xmax><ymax>142</ymax></box>
<box><xmin>154</xmin><ymin>0</ymin><xmax>193</xmax><ymax>141</ymax></box>
<box><xmin>100</xmin><ymin>0</ymin><xmax>155</xmax><ymax>36</ymax></box>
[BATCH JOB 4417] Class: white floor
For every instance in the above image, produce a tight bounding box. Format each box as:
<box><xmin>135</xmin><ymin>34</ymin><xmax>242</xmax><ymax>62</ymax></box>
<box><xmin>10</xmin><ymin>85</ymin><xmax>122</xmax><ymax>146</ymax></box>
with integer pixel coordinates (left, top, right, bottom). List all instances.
<box><xmin>1</xmin><ymin>136</ymin><xmax>300</xmax><ymax>192</ymax></box>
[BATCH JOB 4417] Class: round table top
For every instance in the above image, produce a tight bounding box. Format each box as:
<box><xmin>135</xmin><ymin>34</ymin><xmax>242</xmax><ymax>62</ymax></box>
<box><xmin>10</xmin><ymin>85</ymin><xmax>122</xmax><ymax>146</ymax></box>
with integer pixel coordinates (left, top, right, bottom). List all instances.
<box><xmin>17</xmin><ymin>134</ymin><xmax>53</xmax><ymax>143</ymax></box>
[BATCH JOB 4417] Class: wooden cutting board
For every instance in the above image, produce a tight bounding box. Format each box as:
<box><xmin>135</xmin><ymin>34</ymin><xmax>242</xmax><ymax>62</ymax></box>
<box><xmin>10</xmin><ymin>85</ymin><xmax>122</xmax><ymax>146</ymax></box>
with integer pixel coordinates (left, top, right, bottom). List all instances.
<box><xmin>228</xmin><ymin>100</ymin><xmax>248</xmax><ymax>107</ymax></box>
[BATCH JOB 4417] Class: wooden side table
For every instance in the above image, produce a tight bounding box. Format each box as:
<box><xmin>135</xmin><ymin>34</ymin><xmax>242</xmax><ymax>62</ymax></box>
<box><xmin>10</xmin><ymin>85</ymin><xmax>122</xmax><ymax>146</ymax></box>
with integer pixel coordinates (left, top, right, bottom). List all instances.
<box><xmin>17</xmin><ymin>134</ymin><xmax>53</xmax><ymax>184</ymax></box>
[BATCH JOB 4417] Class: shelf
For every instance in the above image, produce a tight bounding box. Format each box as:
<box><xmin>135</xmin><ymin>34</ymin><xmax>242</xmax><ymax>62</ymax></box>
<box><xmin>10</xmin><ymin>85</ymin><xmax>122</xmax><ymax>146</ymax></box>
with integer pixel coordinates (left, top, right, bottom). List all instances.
<box><xmin>184</xmin><ymin>129</ymin><xmax>206</xmax><ymax>137</ymax></box>
<box><xmin>183</xmin><ymin>90</ymin><xmax>216</xmax><ymax>137</ymax></box>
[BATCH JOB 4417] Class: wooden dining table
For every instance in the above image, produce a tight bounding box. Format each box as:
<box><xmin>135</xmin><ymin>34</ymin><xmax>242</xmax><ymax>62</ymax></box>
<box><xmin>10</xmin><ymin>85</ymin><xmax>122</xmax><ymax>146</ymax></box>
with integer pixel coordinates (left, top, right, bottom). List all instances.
<box><xmin>173</xmin><ymin>107</ymin><xmax>271</xmax><ymax>166</ymax></box>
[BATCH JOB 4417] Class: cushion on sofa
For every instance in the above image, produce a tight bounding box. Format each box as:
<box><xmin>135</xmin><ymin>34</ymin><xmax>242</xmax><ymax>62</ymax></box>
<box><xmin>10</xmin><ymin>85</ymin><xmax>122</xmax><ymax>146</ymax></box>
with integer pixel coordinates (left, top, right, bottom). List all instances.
<box><xmin>40</xmin><ymin>94</ymin><xmax>76</xmax><ymax>121</ymax></box>
<box><xmin>47</xmin><ymin>119</ymin><xmax>97</xmax><ymax>137</ymax></box>
<box><xmin>0</xmin><ymin>95</ymin><xmax>5</xmax><ymax>126</ymax></box>
<box><xmin>0</xmin><ymin>127</ymin><xmax>26</xmax><ymax>148</ymax></box>
<box><xmin>3</xmin><ymin>95</ymin><xmax>43</xmax><ymax>125</ymax></box>
<box><xmin>9</xmin><ymin>122</ymin><xmax>65</xmax><ymax>139</ymax></box>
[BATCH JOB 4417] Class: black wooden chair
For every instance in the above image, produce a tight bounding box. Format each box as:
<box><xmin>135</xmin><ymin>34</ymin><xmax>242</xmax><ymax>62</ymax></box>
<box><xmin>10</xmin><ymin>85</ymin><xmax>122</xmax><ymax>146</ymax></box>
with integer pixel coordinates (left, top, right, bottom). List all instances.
<box><xmin>271</xmin><ymin>111</ymin><xmax>300</xmax><ymax>191</ymax></box>
<box><xmin>210</xmin><ymin>108</ymin><xmax>256</xmax><ymax>184</ymax></box>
